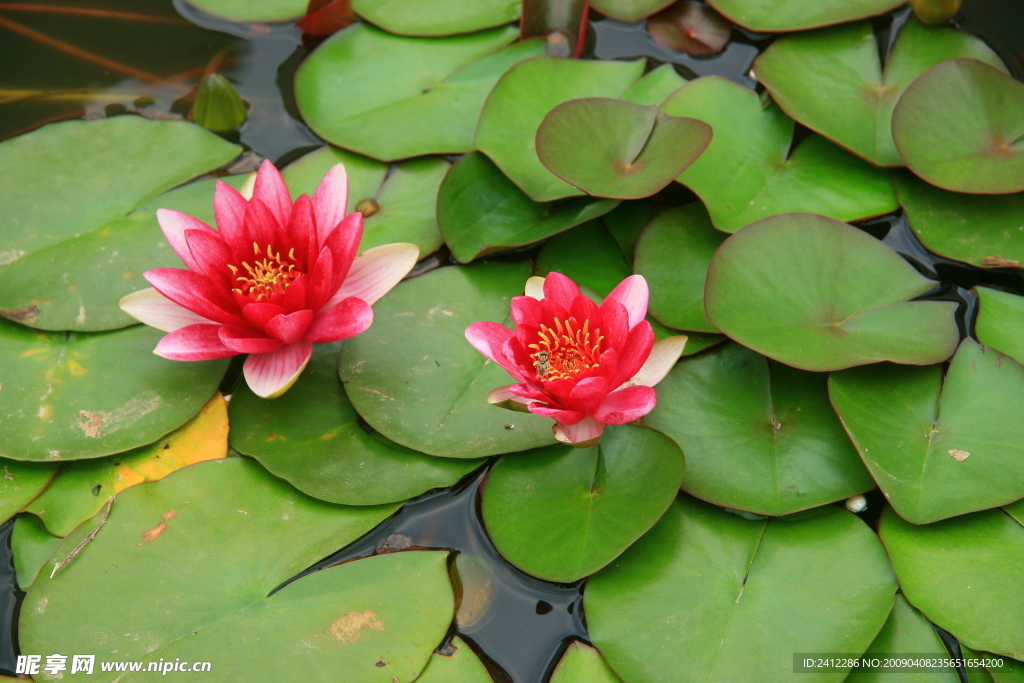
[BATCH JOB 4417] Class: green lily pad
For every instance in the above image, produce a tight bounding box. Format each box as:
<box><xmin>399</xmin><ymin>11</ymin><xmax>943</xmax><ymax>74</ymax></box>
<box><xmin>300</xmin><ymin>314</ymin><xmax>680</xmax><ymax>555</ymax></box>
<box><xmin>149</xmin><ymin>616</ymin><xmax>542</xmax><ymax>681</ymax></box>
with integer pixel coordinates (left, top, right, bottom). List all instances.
<box><xmin>230</xmin><ymin>344</ymin><xmax>484</xmax><ymax>506</ymax></box>
<box><xmin>892</xmin><ymin>59</ymin><xmax>1024</xmax><ymax>194</ymax></box>
<box><xmin>340</xmin><ymin>262</ymin><xmax>554</xmax><ymax>458</ymax></box>
<box><xmin>602</xmin><ymin>200</ymin><xmax>665</xmax><ymax>259</ymax></box>
<box><xmin>830</xmin><ymin>339</ymin><xmax>1024</xmax><ymax>524</ymax></box>
<box><xmin>413</xmin><ymin>637</ymin><xmax>493</xmax><ymax>682</ymax></box>
<box><xmin>0</xmin><ymin>458</ymin><xmax>55</xmax><ymax>524</ymax></box>
<box><xmin>19</xmin><ymin>458</ymin><xmax>450</xmax><ymax>682</ymax></box>
<box><xmin>754</xmin><ymin>18</ymin><xmax>1005</xmax><ymax>167</ymax></box>
<box><xmin>896</xmin><ymin>171</ymin><xmax>1024</xmax><ymax>268</ymax></box>
<box><xmin>705</xmin><ymin>213</ymin><xmax>960</xmax><ymax>372</ymax></box>
<box><xmin>661</xmin><ymin>77</ymin><xmax>898</xmax><ymax>233</ymax></box>
<box><xmin>482</xmin><ymin>424</ymin><xmax>685</xmax><ymax>582</ymax></box>
<box><xmin>550</xmin><ymin>641</ymin><xmax>623</xmax><ymax>683</ymax></box>
<box><xmin>706</xmin><ymin>0</ymin><xmax>904</xmax><ymax>32</ymax></box>
<box><xmin>591</xmin><ymin>0</ymin><xmax>674</xmax><ymax>21</ymax></box>
<box><xmin>975</xmin><ymin>287</ymin><xmax>1024</xmax><ymax>365</ymax></box>
<box><xmin>282</xmin><ymin>145</ymin><xmax>448</xmax><ymax>256</ymax></box>
<box><xmin>352</xmin><ymin>0</ymin><xmax>520</xmax><ymax>36</ymax></box>
<box><xmin>845</xmin><ymin>594</ymin><xmax>960</xmax><ymax>683</ymax></box>
<box><xmin>586</xmin><ymin>495</ymin><xmax>897</xmax><ymax>683</ymax></box>
<box><xmin>879</xmin><ymin>504</ymin><xmax>1024</xmax><ymax>660</ymax></box>
<box><xmin>476</xmin><ymin>57</ymin><xmax>647</xmax><ymax>202</ymax></box>
<box><xmin>184</xmin><ymin>0</ymin><xmax>306</xmax><ymax>21</ymax></box>
<box><xmin>0</xmin><ymin>117</ymin><xmax>240</xmax><ymax>331</ymax></box>
<box><xmin>646</xmin><ymin>342</ymin><xmax>873</xmax><ymax>516</ymax></box>
<box><xmin>23</xmin><ymin>394</ymin><xmax>229</xmax><ymax>536</ymax></box>
<box><xmin>0</xmin><ymin>320</ymin><xmax>228</xmax><ymax>462</ymax></box>
<box><xmin>438</xmin><ymin>152</ymin><xmax>619</xmax><ymax>263</ymax></box>
<box><xmin>621</xmin><ymin>63</ymin><xmax>689</xmax><ymax>107</ymax></box>
<box><xmin>536</xmin><ymin>98</ymin><xmax>711</xmax><ymax>200</ymax></box>
<box><xmin>295</xmin><ymin>24</ymin><xmax>541</xmax><ymax>161</ymax></box>
<box><xmin>11</xmin><ymin>513</ymin><xmax>61</xmax><ymax>591</ymax></box>
<box><xmin>635</xmin><ymin>203</ymin><xmax>726</xmax><ymax>333</ymax></box>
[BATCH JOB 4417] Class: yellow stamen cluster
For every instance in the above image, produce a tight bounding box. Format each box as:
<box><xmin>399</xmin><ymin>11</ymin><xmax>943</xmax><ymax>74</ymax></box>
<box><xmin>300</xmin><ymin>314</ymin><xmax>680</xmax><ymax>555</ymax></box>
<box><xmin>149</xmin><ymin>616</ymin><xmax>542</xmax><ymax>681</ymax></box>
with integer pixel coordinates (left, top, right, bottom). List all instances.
<box><xmin>230</xmin><ymin>243</ymin><xmax>299</xmax><ymax>302</ymax></box>
<box><xmin>528</xmin><ymin>317</ymin><xmax>604</xmax><ymax>381</ymax></box>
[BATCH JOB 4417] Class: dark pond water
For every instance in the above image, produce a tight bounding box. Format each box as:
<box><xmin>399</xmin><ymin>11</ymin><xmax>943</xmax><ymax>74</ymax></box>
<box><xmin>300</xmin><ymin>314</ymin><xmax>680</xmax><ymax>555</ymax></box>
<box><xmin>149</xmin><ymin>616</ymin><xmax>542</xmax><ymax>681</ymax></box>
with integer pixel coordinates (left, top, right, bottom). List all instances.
<box><xmin>1</xmin><ymin>0</ymin><xmax>1022</xmax><ymax>680</ymax></box>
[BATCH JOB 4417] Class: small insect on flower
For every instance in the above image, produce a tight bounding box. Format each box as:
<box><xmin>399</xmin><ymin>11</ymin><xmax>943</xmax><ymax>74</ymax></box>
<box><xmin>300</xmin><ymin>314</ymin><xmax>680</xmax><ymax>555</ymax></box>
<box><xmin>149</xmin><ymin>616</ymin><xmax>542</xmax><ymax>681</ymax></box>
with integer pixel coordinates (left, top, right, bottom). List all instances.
<box><xmin>465</xmin><ymin>273</ymin><xmax>688</xmax><ymax>446</ymax></box>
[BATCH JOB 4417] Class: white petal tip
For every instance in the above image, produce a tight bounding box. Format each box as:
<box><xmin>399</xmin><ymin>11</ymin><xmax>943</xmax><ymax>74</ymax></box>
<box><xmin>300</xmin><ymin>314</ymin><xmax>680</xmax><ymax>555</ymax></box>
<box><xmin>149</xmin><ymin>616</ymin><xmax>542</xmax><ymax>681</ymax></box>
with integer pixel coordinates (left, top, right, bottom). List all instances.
<box><xmin>525</xmin><ymin>276</ymin><xmax>545</xmax><ymax>299</ymax></box>
<box><xmin>239</xmin><ymin>171</ymin><xmax>257</xmax><ymax>200</ymax></box>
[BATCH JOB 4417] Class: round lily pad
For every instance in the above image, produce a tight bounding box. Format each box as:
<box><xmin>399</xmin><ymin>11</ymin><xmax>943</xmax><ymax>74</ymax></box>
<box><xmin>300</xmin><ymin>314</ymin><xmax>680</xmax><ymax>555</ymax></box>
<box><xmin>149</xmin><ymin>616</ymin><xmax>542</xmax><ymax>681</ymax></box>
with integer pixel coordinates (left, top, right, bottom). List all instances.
<box><xmin>896</xmin><ymin>171</ymin><xmax>1024</xmax><ymax>269</ymax></box>
<box><xmin>340</xmin><ymin>262</ymin><xmax>554</xmax><ymax>458</ymax></box>
<box><xmin>591</xmin><ymin>0</ymin><xmax>674</xmax><ymax>21</ymax></box>
<box><xmin>11</xmin><ymin>514</ymin><xmax>61</xmax><ymax>592</ymax></box>
<box><xmin>536</xmin><ymin>98</ymin><xmax>711</xmax><ymax>200</ymax></box>
<box><xmin>0</xmin><ymin>117</ymin><xmax>240</xmax><ymax>331</ymax></box>
<box><xmin>0</xmin><ymin>460</ymin><xmax>55</xmax><ymax>525</ymax></box>
<box><xmin>754</xmin><ymin>17</ymin><xmax>1005</xmax><ymax>167</ymax></box>
<box><xmin>476</xmin><ymin>57</ymin><xmax>647</xmax><ymax>202</ymax></box>
<box><xmin>661</xmin><ymin>76</ymin><xmax>898</xmax><ymax>233</ymax></box>
<box><xmin>0</xmin><ymin>320</ymin><xmax>228</xmax><ymax>462</ymax></box>
<box><xmin>635</xmin><ymin>202</ymin><xmax>726</xmax><ymax>333</ymax></box>
<box><xmin>352</xmin><ymin>0</ymin><xmax>520</xmax><ymax>36</ymax></box>
<box><xmin>438</xmin><ymin>152</ymin><xmax>620</xmax><ymax>263</ymax></box>
<box><xmin>481</xmin><ymin>424</ymin><xmax>685</xmax><ymax>583</ymax></box>
<box><xmin>549</xmin><ymin>641</ymin><xmax>623</xmax><ymax>683</ymax></box>
<box><xmin>184</xmin><ymin>0</ymin><xmax>306</xmax><ymax>21</ymax></box>
<box><xmin>892</xmin><ymin>59</ymin><xmax>1024</xmax><ymax>194</ymax></box>
<box><xmin>706</xmin><ymin>0</ymin><xmax>904</xmax><ymax>32</ymax></box>
<box><xmin>19</xmin><ymin>458</ymin><xmax>450</xmax><ymax>682</ymax></box>
<box><xmin>646</xmin><ymin>342</ymin><xmax>873</xmax><ymax>515</ymax></box>
<box><xmin>230</xmin><ymin>344</ymin><xmax>484</xmax><ymax>506</ymax></box>
<box><xmin>704</xmin><ymin>213</ymin><xmax>960</xmax><ymax>372</ymax></box>
<box><xmin>975</xmin><ymin>287</ymin><xmax>1024</xmax><ymax>365</ymax></box>
<box><xmin>24</xmin><ymin>394</ymin><xmax>229</xmax><ymax>536</ymax></box>
<box><xmin>282</xmin><ymin>145</ymin><xmax>448</xmax><ymax>256</ymax></box>
<box><xmin>846</xmin><ymin>593</ymin><xmax>961</xmax><ymax>683</ymax></box>
<box><xmin>879</xmin><ymin>504</ymin><xmax>1024</xmax><ymax>659</ymax></box>
<box><xmin>830</xmin><ymin>339</ymin><xmax>1024</xmax><ymax>524</ymax></box>
<box><xmin>586</xmin><ymin>495</ymin><xmax>897</xmax><ymax>683</ymax></box>
<box><xmin>295</xmin><ymin>24</ymin><xmax>540</xmax><ymax>161</ymax></box>
<box><xmin>413</xmin><ymin>637</ymin><xmax>493</xmax><ymax>682</ymax></box>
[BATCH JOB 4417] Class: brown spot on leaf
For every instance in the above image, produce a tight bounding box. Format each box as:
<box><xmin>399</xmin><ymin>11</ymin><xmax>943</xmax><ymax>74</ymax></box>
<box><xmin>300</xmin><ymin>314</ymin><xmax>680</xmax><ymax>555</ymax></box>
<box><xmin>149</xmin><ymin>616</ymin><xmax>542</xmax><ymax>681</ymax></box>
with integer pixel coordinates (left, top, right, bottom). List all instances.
<box><xmin>321</xmin><ymin>611</ymin><xmax>385</xmax><ymax>645</ymax></box>
<box><xmin>375</xmin><ymin>661</ymin><xmax>386</xmax><ymax>667</ymax></box>
<box><xmin>377</xmin><ymin>534</ymin><xmax>412</xmax><ymax>554</ymax></box>
<box><xmin>162</xmin><ymin>510</ymin><xmax>177</xmax><ymax>520</ymax></box>
<box><xmin>140</xmin><ymin>522</ymin><xmax>166</xmax><ymax>543</ymax></box>
<box><xmin>78</xmin><ymin>410</ymin><xmax>103</xmax><ymax>437</ymax></box>
<box><xmin>436</xmin><ymin>641</ymin><xmax>457</xmax><ymax>657</ymax></box>
<box><xmin>949</xmin><ymin>449</ymin><xmax>971</xmax><ymax>462</ymax></box>
<box><xmin>980</xmin><ymin>256</ymin><xmax>1020</xmax><ymax>268</ymax></box>
<box><xmin>1</xmin><ymin>305</ymin><xmax>40</xmax><ymax>322</ymax></box>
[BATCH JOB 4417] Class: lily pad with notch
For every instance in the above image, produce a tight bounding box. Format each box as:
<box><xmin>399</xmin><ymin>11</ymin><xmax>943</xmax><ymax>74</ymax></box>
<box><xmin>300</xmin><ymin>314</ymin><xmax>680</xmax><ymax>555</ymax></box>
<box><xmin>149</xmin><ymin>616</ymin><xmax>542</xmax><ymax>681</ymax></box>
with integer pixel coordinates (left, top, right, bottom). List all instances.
<box><xmin>892</xmin><ymin>58</ymin><xmax>1024</xmax><ymax>195</ymax></box>
<box><xmin>340</xmin><ymin>262</ymin><xmax>555</xmax><ymax>458</ymax></box>
<box><xmin>0</xmin><ymin>117</ymin><xmax>241</xmax><ymax>331</ymax></box>
<box><xmin>11</xmin><ymin>513</ymin><xmax>62</xmax><ymax>591</ymax></box>
<box><xmin>661</xmin><ymin>76</ymin><xmax>898</xmax><ymax>233</ymax></box>
<box><xmin>704</xmin><ymin>213</ymin><xmax>960</xmax><ymax>372</ymax></box>
<box><xmin>706</xmin><ymin>0</ymin><xmax>904</xmax><ymax>32</ymax></box>
<box><xmin>646</xmin><ymin>342</ymin><xmax>874</xmax><ymax>516</ymax></box>
<box><xmin>586</xmin><ymin>495</ymin><xmax>897</xmax><ymax>683</ymax></box>
<box><xmin>295</xmin><ymin>24</ymin><xmax>542</xmax><ymax>161</ymax></box>
<box><xmin>413</xmin><ymin>636</ymin><xmax>494</xmax><ymax>682</ymax></box>
<box><xmin>282</xmin><ymin>145</ymin><xmax>448</xmax><ymax>256</ymax></box>
<box><xmin>754</xmin><ymin>17</ymin><xmax>1005</xmax><ymax>167</ymax></box>
<box><xmin>481</xmin><ymin>423</ymin><xmax>685</xmax><ymax>583</ymax></box>
<box><xmin>831</xmin><ymin>338</ymin><xmax>1024</xmax><ymax>524</ymax></box>
<box><xmin>352</xmin><ymin>0</ymin><xmax>520</xmax><ymax>36</ymax></box>
<box><xmin>549</xmin><ymin>641</ymin><xmax>624</xmax><ymax>683</ymax></box>
<box><xmin>975</xmin><ymin>287</ymin><xmax>1024</xmax><ymax>365</ymax></box>
<box><xmin>535</xmin><ymin>97</ymin><xmax>711</xmax><ymax>200</ymax></box>
<box><xmin>230</xmin><ymin>343</ymin><xmax>484</xmax><ymax>506</ymax></box>
<box><xmin>0</xmin><ymin>458</ymin><xmax>56</xmax><ymax>524</ymax></box>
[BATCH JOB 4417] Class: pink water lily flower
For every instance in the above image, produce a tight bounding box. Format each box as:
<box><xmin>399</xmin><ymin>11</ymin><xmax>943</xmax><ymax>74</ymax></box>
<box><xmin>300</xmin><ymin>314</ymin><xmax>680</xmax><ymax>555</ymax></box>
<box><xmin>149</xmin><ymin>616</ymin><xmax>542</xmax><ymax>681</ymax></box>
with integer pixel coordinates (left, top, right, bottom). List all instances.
<box><xmin>465</xmin><ymin>272</ymin><xmax>688</xmax><ymax>446</ymax></box>
<box><xmin>119</xmin><ymin>160</ymin><xmax>418</xmax><ymax>398</ymax></box>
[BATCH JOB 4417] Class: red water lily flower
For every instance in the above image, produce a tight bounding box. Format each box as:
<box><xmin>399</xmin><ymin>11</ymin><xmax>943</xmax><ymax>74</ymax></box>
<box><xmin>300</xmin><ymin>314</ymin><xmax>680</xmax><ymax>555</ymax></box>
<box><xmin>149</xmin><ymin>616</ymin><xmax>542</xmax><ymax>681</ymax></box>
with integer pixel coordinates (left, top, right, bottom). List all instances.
<box><xmin>119</xmin><ymin>160</ymin><xmax>418</xmax><ymax>398</ymax></box>
<box><xmin>465</xmin><ymin>273</ymin><xmax>688</xmax><ymax>446</ymax></box>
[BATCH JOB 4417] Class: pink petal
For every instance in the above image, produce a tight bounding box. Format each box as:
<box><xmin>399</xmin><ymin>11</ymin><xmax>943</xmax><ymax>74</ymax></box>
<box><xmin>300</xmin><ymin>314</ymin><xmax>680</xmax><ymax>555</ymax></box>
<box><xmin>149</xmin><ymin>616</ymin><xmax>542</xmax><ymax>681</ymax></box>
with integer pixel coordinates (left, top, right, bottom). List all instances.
<box><xmin>524</xmin><ymin>276</ymin><xmax>545</xmax><ymax>300</ymax></box>
<box><xmin>465</xmin><ymin>321</ymin><xmax>515</xmax><ymax>366</ymax></box>
<box><xmin>144</xmin><ymin>268</ymin><xmax>247</xmax><ymax>327</ymax></box>
<box><xmin>213</xmin><ymin>181</ymin><xmax>249</xmax><ymax>252</ymax></box>
<box><xmin>252</xmin><ymin>159</ymin><xmax>292</xmax><ymax>228</ymax></box>
<box><xmin>119</xmin><ymin>288</ymin><xmax>215</xmax><ymax>333</ymax></box>
<box><xmin>566</xmin><ymin>376</ymin><xmax>610</xmax><ymax>417</ymax></box>
<box><xmin>625</xmin><ymin>335</ymin><xmax>688</xmax><ymax>388</ymax></box>
<box><xmin>265</xmin><ymin>309</ymin><xmax>314</xmax><ymax>344</ymax></box>
<box><xmin>553</xmin><ymin>417</ymin><xmax>606</xmax><ymax>445</ymax></box>
<box><xmin>323</xmin><ymin>243</ymin><xmax>419</xmax><ymax>311</ymax></box>
<box><xmin>155</xmin><ymin>209</ymin><xmax>215</xmax><ymax>272</ymax></box>
<box><xmin>243</xmin><ymin>340</ymin><xmax>313</xmax><ymax>399</ymax></box>
<box><xmin>286</xmin><ymin>194</ymin><xmax>316</xmax><ymax>271</ymax></box>
<box><xmin>487</xmin><ymin>385</ymin><xmax>536</xmax><ymax>413</ymax></box>
<box><xmin>510</xmin><ymin>295</ymin><xmax>543</xmax><ymax>327</ymax></box>
<box><xmin>312</xmin><ymin>163</ymin><xmax>349</xmax><ymax>246</ymax></box>
<box><xmin>595</xmin><ymin>385</ymin><xmax>657</xmax><ymax>424</ymax></box>
<box><xmin>242</xmin><ymin>198</ymin><xmax>280</xmax><ymax>255</ymax></box>
<box><xmin>604</xmin><ymin>274</ymin><xmax>649</xmax><ymax>329</ymax></box>
<box><xmin>153</xmin><ymin>324</ymin><xmax>237</xmax><ymax>361</ymax></box>
<box><xmin>543</xmin><ymin>272</ymin><xmax>583</xmax><ymax>309</ymax></box>
<box><xmin>611</xmin><ymin>321</ymin><xmax>655</xmax><ymax>389</ymax></box>
<box><xmin>283</xmin><ymin>273</ymin><xmax>309</xmax><ymax>312</ymax></box>
<box><xmin>308</xmin><ymin>247</ymin><xmax>333</xmax><ymax>312</ymax></box>
<box><xmin>242</xmin><ymin>302</ymin><xmax>287</xmax><ymax>329</ymax></box>
<box><xmin>528</xmin><ymin>403</ymin><xmax>585</xmax><ymax>425</ymax></box>
<box><xmin>321</xmin><ymin>212</ymin><xmax>363</xmax><ymax>289</ymax></box>
<box><xmin>219</xmin><ymin>327</ymin><xmax>284</xmax><ymax>354</ymax></box>
<box><xmin>305</xmin><ymin>296</ymin><xmax>372</xmax><ymax>343</ymax></box>
<box><xmin>184</xmin><ymin>228</ymin><xmax>234</xmax><ymax>289</ymax></box>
